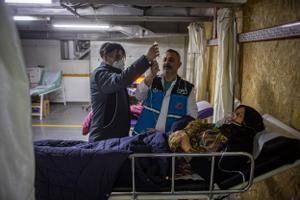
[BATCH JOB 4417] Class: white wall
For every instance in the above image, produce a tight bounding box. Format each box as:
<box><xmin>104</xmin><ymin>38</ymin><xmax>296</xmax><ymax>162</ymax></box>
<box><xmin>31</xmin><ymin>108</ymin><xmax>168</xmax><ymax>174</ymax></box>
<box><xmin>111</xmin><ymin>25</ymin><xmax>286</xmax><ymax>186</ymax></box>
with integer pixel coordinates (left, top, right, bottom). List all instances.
<box><xmin>22</xmin><ymin>40</ymin><xmax>90</xmax><ymax>102</ymax></box>
<box><xmin>59</xmin><ymin>60</ymin><xmax>90</xmax><ymax>102</ymax></box>
<box><xmin>21</xmin><ymin>36</ymin><xmax>187</xmax><ymax>102</ymax></box>
<box><xmin>90</xmin><ymin>36</ymin><xmax>187</xmax><ymax>76</ymax></box>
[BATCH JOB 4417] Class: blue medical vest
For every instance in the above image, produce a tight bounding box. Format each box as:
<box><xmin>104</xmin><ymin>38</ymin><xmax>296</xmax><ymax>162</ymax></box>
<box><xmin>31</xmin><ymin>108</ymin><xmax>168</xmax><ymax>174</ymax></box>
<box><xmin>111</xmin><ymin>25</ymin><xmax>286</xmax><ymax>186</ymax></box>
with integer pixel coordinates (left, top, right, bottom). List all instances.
<box><xmin>133</xmin><ymin>76</ymin><xmax>193</xmax><ymax>135</ymax></box>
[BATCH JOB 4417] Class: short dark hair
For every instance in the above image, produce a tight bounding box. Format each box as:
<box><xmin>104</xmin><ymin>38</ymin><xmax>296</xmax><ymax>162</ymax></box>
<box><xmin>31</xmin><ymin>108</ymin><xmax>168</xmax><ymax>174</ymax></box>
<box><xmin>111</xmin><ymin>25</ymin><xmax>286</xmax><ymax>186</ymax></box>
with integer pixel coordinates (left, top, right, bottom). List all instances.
<box><xmin>99</xmin><ymin>42</ymin><xmax>126</xmax><ymax>58</ymax></box>
<box><xmin>166</xmin><ymin>49</ymin><xmax>181</xmax><ymax>60</ymax></box>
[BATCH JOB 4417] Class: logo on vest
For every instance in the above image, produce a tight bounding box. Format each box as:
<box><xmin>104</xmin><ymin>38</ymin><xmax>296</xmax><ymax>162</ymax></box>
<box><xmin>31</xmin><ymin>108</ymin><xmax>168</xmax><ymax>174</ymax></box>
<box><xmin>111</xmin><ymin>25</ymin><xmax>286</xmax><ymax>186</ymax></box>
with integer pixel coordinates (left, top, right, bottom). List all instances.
<box><xmin>177</xmin><ymin>88</ymin><xmax>188</xmax><ymax>95</ymax></box>
<box><xmin>175</xmin><ymin>103</ymin><xmax>183</xmax><ymax>110</ymax></box>
<box><xmin>152</xmin><ymin>88</ymin><xmax>159</xmax><ymax>93</ymax></box>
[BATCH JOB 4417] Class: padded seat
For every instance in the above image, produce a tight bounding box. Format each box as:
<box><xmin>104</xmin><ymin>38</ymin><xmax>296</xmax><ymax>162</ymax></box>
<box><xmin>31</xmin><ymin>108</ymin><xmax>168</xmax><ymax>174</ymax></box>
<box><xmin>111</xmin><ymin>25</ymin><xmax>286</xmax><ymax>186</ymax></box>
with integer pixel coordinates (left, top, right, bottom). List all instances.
<box><xmin>30</xmin><ymin>69</ymin><xmax>66</xmax><ymax>120</ymax></box>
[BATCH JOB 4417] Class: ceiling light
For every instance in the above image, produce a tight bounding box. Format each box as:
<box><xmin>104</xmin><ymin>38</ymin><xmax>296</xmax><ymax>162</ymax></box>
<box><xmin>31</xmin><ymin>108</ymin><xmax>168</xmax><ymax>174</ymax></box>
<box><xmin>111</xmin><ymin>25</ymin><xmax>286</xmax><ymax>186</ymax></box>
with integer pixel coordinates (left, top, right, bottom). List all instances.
<box><xmin>14</xmin><ymin>16</ymin><xmax>50</xmax><ymax>21</ymax></box>
<box><xmin>53</xmin><ymin>24</ymin><xmax>110</xmax><ymax>30</ymax></box>
<box><xmin>5</xmin><ymin>0</ymin><xmax>52</xmax><ymax>3</ymax></box>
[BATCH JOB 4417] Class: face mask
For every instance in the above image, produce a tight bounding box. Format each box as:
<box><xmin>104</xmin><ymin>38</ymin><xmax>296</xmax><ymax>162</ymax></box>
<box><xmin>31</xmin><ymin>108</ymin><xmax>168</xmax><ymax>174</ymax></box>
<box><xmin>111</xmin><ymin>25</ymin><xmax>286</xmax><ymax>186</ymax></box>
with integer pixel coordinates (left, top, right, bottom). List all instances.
<box><xmin>215</xmin><ymin>114</ymin><xmax>233</xmax><ymax>128</ymax></box>
<box><xmin>112</xmin><ymin>59</ymin><xmax>125</xmax><ymax>70</ymax></box>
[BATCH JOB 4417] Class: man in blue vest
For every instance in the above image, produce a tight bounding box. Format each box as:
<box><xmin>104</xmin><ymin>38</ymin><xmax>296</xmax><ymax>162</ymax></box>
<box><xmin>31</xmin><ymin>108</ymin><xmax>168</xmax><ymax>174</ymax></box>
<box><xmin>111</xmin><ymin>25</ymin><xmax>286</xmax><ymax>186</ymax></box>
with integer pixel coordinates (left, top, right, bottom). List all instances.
<box><xmin>133</xmin><ymin>49</ymin><xmax>198</xmax><ymax>135</ymax></box>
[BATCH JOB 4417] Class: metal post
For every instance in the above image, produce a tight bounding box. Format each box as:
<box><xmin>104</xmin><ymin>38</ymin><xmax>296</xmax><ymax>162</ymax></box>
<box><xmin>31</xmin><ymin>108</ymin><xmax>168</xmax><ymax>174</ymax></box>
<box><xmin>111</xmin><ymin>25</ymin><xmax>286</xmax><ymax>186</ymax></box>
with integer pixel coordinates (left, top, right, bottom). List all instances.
<box><xmin>171</xmin><ymin>156</ymin><xmax>175</xmax><ymax>193</ymax></box>
<box><xmin>131</xmin><ymin>157</ymin><xmax>136</xmax><ymax>200</ymax></box>
<box><xmin>232</xmin><ymin>16</ymin><xmax>237</xmax><ymax>112</ymax></box>
<box><xmin>209</xmin><ymin>156</ymin><xmax>215</xmax><ymax>200</ymax></box>
<box><xmin>40</xmin><ymin>94</ymin><xmax>43</xmax><ymax>120</ymax></box>
<box><xmin>62</xmin><ymin>85</ymin><xmax>67</xmax><ymax>106</ymax></box>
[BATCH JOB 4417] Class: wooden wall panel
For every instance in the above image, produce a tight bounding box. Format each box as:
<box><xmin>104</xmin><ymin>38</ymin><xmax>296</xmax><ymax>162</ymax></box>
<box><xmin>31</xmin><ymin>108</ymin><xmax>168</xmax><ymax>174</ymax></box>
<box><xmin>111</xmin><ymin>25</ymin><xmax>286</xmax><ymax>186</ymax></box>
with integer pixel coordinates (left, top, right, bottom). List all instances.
<box><xmin>239</xmin><ymin>0</ymin><xmax>300</xmax><ymax>199</ymax></box>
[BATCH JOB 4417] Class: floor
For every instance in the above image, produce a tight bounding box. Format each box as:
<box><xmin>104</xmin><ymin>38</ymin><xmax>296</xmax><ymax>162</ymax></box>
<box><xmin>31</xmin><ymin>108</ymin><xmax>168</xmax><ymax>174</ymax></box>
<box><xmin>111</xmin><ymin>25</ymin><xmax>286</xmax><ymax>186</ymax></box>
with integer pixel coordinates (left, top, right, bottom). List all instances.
<box><xmin>32</xmin><ymin>103</ymin><xmax>90</xmax><ymax>141</ymax></box>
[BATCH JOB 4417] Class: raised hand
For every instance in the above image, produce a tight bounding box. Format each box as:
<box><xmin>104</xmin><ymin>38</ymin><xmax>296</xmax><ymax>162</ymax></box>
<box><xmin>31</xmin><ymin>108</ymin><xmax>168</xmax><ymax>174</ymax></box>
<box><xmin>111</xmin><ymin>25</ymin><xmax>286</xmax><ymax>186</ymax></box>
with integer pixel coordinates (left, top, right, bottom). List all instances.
<box><xmin>150</xmin><ymin>60</ymin><xmax>160</xmax><ymax>77</ymax></box>
<box><xmin>144</xmin><ymin>61</ymin><xmax>160</xmax><ymax>86</ymax></box>
<box><xmin>145</xmin><ymin>43</ymin><xmax>159</xmax><ymax>62</ymax></box>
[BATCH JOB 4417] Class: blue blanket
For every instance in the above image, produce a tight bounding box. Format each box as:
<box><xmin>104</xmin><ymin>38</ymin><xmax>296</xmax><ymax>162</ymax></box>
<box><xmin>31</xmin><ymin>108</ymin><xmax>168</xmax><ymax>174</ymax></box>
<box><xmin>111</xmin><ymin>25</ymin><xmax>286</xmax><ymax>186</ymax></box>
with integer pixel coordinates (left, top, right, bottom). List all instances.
<box><xmin>34</xmin><ymin>132</ymin><xmax>170</xmax><ymax>200</ymax></box>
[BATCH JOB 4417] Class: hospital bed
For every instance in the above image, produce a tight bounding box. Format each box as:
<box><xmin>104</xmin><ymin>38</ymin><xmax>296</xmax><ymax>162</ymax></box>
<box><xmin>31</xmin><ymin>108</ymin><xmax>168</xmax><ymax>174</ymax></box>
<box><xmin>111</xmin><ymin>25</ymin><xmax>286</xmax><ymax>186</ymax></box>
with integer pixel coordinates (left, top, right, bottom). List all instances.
<box><xmin>30</xmin><ymin>69</ymin><xmax>66</xmax><ymax>120</ymax></box>
<box><xmin>33</xmin><ymin>114</ymin><xmax>300</xmax><ymax>200</ymax></box>
<box><xmin>109</xmin><ymin>114</ymin><xmax>300</xmax><ymax>200</ymax></box>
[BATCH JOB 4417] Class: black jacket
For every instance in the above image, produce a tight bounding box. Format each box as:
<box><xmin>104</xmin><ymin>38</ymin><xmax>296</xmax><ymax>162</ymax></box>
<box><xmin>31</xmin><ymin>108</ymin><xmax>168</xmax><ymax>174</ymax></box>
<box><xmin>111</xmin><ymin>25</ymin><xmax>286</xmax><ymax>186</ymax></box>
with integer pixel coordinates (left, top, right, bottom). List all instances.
<box><xmin>89</xmin><ymin>55</ymin><xmax>150</xmax><ymax>142</ymax></box>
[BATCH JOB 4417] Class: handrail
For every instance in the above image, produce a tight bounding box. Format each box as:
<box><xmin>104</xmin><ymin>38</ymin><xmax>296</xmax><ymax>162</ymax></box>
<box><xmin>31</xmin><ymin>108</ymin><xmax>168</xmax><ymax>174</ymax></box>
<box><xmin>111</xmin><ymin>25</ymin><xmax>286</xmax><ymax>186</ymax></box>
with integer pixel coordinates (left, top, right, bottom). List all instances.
<box><xmin>119</xmin><ymin>152</ymin><xmax>255</xmax><ymax>200</ymax></box>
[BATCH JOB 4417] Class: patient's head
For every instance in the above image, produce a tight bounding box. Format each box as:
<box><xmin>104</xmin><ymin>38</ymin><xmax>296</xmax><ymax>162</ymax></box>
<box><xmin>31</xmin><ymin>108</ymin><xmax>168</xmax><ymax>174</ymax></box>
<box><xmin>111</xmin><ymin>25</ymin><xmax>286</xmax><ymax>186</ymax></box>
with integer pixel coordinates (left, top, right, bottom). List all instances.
<box><xmin>233</xmin><ymin>105</ymin><xmax>265</xmax><ymax>133</ymax></box>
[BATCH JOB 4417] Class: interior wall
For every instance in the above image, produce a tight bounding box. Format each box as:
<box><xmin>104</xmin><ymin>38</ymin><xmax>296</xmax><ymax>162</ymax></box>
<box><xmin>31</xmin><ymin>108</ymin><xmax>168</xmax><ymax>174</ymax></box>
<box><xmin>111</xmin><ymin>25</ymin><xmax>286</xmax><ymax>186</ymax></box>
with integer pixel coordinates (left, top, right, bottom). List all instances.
<box><xmin>241</xmin><ymin>0</ymin><xmax>300</xmax><ymax>130</ymax></box>
<box><xmin>205</xmin><ymin>1</ymin><xmax>300</xmax><ymax>129</ymax></box>
<box><xmin>204</xmin><ymin>2</ymin><xmax>300</xmax><ymax>198</ymax></box>
<box><xmin>90</xmin><ymin>36</ymin><xmax>187</xmax><ymax>76</ymax></box>
<box><xmin>238</xmin><ymin>0</ymin><xmax>300</xmax><ymax>199</ymax></box>
<box><xmin>22</xmin><ymin>36</ymin><xmax>187</xmax><ymax>103</ymax></box>
<box><xmin>22</xmin><ymin>39</ymin><xmax>90</xmax><ymax>102</ymax></box>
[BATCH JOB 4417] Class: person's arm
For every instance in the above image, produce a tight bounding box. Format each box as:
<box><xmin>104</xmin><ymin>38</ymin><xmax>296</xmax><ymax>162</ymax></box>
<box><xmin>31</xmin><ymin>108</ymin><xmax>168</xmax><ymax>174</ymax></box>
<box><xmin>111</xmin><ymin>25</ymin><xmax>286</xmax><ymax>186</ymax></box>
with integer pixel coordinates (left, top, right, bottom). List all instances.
<box><xmin>135</xmin><ymin>60</ymin><xmax>160</xmax><ymax>101</ymax></box>
<box><xmin>135</xmin><ymin>80</ymin><xmax>150</xmax><ymax>101</ymax></box>
<box><xmin>97</xmin><ymin>55</ymin><xmax>150</xmax><ymax>94</ymax></box>
<box><xmin>187</xmin><ymin>88</ymin><xmax>198</xmax><ymax>119</ymax></box>
<box><xmin>97</xmin><ymin>44</ymin><xmax>159</xmax><ymax>94</ymax></box>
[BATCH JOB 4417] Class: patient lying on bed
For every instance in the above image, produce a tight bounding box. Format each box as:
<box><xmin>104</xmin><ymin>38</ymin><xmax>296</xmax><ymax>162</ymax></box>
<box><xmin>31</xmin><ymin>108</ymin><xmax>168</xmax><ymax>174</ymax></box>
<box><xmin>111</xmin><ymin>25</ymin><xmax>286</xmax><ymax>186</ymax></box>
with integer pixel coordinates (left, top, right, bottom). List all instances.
<box><xmin>168</xmin><ymin>105</ymin><xmax>265</xmax><ymax>180</ymax></box>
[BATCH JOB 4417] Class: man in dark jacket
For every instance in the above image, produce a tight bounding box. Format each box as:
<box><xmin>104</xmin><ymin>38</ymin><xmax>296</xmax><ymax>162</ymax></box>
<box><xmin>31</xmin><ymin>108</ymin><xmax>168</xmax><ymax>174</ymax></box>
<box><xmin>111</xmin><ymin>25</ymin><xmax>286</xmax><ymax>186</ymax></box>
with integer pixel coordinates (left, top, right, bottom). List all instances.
<box><xmin>89</xmin><ymin>42</ymin><xmax>159</xmax><ymax>142</ymax></box>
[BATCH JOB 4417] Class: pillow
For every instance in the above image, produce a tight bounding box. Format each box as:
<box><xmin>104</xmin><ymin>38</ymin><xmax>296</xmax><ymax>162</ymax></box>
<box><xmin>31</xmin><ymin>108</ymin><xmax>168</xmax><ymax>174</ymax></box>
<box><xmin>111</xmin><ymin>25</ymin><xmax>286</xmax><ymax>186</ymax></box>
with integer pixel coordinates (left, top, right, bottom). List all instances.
<box><xmin>196</xmin><ymin>101</ymin><xmax>213</xmax><ymax>119</ymax></box>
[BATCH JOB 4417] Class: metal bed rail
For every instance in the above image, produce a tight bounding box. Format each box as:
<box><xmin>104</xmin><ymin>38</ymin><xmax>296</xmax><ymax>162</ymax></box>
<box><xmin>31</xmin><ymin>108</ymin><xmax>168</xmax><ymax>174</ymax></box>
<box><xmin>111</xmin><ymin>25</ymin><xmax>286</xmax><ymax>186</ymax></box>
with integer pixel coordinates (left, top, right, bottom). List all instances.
<box><xmin>110</xmin><ymin>152</ymin><xmax>255</xmax><ymax>200</ymax></box>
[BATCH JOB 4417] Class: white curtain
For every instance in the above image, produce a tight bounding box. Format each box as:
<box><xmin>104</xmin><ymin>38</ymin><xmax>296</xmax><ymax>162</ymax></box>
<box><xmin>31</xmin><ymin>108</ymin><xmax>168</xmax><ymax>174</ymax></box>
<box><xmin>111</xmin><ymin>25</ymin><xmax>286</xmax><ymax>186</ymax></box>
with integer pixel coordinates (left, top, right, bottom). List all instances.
<box><xmin>213</xmin><ymin>8</ymin><xmax>238</xmax><ymax>122</ymax></box>
<box><xmin>0</xmin><ymin>3</ymin><xmax>35</xmax><ymax>200</ymax></box>
<box><xmin>186</xmin><ymin>22</ymin><xmax>208</xmax><ymax>101</ymax></box>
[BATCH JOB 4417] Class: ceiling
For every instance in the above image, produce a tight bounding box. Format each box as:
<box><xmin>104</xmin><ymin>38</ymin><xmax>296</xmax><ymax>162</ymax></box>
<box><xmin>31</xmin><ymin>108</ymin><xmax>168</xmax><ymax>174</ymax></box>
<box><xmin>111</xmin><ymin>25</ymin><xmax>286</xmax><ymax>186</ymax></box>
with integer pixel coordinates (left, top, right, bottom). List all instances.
<box><xmin>7</xmin><ymin>0</ymin><xmax>247</xmax><ymax>41</ymax></box>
